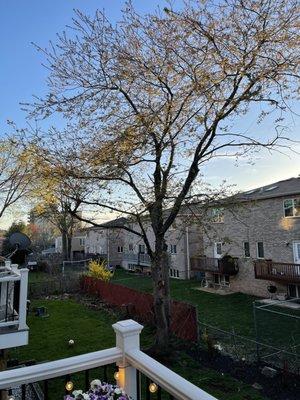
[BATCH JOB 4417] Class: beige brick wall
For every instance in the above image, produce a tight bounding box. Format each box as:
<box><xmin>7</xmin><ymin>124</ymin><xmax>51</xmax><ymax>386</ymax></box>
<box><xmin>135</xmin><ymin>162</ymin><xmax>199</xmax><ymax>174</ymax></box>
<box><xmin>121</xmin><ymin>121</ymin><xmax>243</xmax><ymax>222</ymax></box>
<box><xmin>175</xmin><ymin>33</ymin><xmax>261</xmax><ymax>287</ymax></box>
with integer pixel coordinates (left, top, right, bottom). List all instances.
<box><xmin>202</xmin><ymin>196</ymin><xmax>300</xmax><ymax>297</ymax></box>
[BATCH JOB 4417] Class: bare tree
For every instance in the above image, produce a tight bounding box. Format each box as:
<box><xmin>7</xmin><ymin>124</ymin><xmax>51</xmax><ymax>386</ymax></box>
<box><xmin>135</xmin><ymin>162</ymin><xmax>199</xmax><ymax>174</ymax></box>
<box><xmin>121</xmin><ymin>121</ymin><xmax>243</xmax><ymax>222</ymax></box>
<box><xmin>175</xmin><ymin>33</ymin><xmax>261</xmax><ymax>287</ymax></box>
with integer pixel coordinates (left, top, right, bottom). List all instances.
<box><xmin>26</xmin><ymin>0</ymin><xmax>300</xmax><ymax>350</ymax></box>
<box><xmin>0</xmin><ymin>138</ymin><xmax>31</xmax><ymax>222</ymax></box>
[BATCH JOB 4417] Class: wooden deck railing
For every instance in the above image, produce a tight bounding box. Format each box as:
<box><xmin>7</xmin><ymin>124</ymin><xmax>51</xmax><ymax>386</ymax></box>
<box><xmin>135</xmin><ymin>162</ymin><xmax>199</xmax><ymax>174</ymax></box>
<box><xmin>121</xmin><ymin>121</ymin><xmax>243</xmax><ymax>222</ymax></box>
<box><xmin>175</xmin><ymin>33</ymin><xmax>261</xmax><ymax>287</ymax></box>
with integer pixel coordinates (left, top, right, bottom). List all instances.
<box><xmin>190</xmin><ymin>256</ymin><xmax>239</xmax><ymax>276</ymax></box>
<box><xmin>254</xmin><ymin>260</ymin><xmax>300</xmax><ymax>283</ymax></box>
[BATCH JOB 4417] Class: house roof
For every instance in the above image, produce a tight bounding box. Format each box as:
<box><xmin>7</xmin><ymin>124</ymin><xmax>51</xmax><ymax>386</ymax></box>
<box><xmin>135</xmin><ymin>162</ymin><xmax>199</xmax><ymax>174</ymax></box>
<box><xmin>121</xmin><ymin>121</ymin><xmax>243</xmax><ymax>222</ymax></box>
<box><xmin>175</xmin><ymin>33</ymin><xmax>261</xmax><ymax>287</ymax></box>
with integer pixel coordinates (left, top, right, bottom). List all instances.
<box><xmin>236</xmin><ymin>176</ymin><xmax>300</xmax><ymax>202</ymax></box>
<box><xmin>84</xmin><ymin>217</ymin><xmax>129</xmax><ymax>231</ymax></box>
<box><xmin>101</xmin><ymin>217</ymin><xmax>128</xmax><ymax>228</ymax></box>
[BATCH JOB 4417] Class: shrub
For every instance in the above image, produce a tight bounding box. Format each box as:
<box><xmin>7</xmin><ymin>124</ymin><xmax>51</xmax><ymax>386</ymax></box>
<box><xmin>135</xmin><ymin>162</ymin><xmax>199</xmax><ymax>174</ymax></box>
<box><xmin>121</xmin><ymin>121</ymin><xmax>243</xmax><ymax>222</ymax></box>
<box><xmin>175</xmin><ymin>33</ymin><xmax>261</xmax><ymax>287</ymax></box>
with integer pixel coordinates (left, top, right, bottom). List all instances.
<box><xmin>87</xmin><ymin>260</ymin><xmax>113</xmax><ymax>282</ymax></box>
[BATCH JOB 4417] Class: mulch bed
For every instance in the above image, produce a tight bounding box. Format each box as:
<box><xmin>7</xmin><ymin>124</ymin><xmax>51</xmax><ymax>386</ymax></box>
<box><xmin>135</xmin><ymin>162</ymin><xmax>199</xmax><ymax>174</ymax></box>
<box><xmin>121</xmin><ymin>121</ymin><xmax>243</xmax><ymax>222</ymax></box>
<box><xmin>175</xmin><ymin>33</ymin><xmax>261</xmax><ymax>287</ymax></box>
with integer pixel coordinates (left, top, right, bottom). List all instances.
<box><xmin>186</xmin><ymin>344</ymin><xmax>300</xmax><ymax>400</ymax></box>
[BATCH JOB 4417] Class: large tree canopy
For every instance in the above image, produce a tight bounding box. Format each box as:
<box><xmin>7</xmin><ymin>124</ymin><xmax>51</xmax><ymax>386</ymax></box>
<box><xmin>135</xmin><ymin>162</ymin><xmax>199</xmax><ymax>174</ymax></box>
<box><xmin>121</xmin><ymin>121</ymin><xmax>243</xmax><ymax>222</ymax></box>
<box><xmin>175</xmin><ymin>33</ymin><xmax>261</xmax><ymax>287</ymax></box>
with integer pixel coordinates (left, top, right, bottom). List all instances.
<box><xmin>26</xmin><ymin>0</ymin><xmax>300</xmax><ymax>349</ymax></box>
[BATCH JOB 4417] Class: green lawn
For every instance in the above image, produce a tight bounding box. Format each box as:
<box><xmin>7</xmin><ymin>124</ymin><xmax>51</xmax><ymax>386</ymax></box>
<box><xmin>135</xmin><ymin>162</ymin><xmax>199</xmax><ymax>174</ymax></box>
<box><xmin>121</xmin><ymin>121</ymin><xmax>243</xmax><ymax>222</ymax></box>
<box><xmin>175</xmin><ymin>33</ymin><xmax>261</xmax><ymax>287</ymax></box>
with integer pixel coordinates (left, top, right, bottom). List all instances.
<box><xmin>11</xmin><ymin>299</ymin><xmax>267</xmax><ymax>400</ymax></box>
<box><xmin>28</xmin><ymin>269</ymin><xmax>257</xmax><ymax>337</ymax></box>
<box><xmin>112</xmin><ymin>270</ymin><xmax>257</xmax><ymax>337</ymax></box>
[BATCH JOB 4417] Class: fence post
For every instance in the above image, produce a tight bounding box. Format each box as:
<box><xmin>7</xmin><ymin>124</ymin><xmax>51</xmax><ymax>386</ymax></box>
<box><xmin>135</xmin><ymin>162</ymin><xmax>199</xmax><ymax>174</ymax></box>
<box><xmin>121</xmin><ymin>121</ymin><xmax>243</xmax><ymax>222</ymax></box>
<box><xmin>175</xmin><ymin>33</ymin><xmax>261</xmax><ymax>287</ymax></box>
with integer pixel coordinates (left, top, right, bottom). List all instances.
<box><xmin>112</xmin><ymin>319</ymin><xmax>143</xmax><ymax>400</ymax></box>
<box><xmin>253</xmin><ymin>302</ymin><xmax>260</xmax><ymax>363</ymax></box>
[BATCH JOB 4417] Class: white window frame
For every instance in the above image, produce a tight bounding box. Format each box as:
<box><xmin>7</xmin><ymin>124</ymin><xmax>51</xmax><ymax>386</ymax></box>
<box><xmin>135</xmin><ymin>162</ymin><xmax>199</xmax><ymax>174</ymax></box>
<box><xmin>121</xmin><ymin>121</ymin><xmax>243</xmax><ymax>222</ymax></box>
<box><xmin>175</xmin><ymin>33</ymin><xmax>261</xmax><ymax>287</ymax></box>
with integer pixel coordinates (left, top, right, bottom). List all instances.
<box><xmin>214</xmin><ymin>242</ymin><xmax>223</xmax><ymax>257</ymax></box>
<box><xmin>283</xmin><ymin>198</ymin><xmax>300</xmax><ymax>218</ymax></box>
<box><xmin>256</xmin><ymin>242</ymin><xmax>265</xmax><ymax>259</ymax></box>
<box><xmin>117</xmin><ymin>246</ymin><xmax>123</xmax><ymax>253</ymax></box>
<box><xmin>128</xmin><ymin>243</ymin><xmax>134</xmax><ymax>252</ymax></box>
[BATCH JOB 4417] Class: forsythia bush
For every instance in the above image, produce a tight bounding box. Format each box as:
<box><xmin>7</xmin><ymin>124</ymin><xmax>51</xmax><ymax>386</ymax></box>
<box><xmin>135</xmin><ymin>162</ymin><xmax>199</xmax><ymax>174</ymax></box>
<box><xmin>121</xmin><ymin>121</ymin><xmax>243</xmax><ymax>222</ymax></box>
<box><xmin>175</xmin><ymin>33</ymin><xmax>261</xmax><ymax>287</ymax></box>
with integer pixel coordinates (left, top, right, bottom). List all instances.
<box><xmin>88</xmin><ymin>260</ymin><xmax>113</xmax><ymax>282</ymax></box>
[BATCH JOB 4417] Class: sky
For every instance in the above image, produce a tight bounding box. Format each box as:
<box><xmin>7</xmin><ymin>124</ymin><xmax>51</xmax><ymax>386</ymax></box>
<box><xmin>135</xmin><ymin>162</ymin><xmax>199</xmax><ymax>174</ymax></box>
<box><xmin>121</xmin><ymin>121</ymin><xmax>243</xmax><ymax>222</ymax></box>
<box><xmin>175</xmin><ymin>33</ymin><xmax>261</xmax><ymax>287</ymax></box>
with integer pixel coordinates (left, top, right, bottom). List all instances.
<box><xmin>0</xmin><ymin>0</ymin><xmax>299</xmax><ymax>227</ymax></box>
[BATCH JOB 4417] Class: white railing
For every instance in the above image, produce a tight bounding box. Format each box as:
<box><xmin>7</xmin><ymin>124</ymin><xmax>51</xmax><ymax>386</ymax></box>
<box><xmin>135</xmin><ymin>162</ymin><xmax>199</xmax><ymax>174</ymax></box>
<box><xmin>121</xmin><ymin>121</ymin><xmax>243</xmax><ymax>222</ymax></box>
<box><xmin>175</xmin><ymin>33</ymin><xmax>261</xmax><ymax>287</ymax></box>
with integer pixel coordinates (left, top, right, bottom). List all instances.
<box><xmin>123</xmin><ymin>253</ymin><xmax>151</xmax><ymax>265</ymax></box>
<box><xmin>0</xmin><ymin>262</ymin><xmax>28</xmax><ymax>332</ymax></box>
<box><xmin>0</xmin><ymin>319</ymin><xmax>218</xmax><ymax>400</ymax></box>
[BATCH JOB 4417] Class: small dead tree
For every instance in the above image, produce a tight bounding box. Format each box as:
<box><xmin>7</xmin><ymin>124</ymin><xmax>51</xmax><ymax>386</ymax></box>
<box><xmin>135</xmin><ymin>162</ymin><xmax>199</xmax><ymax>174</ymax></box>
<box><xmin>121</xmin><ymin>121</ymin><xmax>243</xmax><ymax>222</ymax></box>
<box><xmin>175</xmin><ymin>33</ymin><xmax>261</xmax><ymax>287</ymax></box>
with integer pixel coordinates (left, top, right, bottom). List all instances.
<box><xmin>26</xmin><ymin>0</ymin><xmax>300</xmax><ymax>350</ymax></box>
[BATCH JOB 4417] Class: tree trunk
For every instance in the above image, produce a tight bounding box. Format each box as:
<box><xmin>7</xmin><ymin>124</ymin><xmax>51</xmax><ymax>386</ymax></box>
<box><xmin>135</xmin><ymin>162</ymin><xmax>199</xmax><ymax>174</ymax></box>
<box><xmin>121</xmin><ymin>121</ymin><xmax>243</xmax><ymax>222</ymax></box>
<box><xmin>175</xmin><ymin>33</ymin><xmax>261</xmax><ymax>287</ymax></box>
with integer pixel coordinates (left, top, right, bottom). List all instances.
<box><xmin>67</xmin><ymin>235</ymin><xmax>72</xmax><ymax>260</ymax></box>
<box><xmin>61</xmin><ymin>231</ymin><xmax>69</xmax><ymax>261</ymax></box>
<box><xmin>152</xmin><ymin>236</ymin><xmax>171</xmax><ymax>352</ymax></box>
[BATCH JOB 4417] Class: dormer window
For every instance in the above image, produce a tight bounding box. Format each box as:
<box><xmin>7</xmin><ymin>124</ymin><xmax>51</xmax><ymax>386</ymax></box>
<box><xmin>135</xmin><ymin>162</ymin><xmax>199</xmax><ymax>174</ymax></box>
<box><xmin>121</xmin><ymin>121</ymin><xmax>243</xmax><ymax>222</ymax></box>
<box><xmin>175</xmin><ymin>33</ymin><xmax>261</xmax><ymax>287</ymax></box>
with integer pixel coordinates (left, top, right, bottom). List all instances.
<box><xmin>284</xmin><ymin>198</ymin><xmax>300</xmax><ymax>217</ymax></box>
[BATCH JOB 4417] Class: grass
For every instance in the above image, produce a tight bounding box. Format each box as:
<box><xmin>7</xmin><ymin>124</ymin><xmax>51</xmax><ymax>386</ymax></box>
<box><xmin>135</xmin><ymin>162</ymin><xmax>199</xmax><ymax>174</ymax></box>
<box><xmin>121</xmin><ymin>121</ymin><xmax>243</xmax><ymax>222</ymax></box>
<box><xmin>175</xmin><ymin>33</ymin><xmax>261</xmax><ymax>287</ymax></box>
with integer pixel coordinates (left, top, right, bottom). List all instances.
<box><xmin>10</xmin><ymin>299</ymin><xmax>267</xmax><ymax>400</ymax></box>
<box><xmin>112</xmin><ymin>269</ymin><xmax>257</xmax><ymax>337</ymax></box>
<box><xmin>28</xmin><ymin>269</ymin><xmax>300</xmax><ymax>346</ymax></box>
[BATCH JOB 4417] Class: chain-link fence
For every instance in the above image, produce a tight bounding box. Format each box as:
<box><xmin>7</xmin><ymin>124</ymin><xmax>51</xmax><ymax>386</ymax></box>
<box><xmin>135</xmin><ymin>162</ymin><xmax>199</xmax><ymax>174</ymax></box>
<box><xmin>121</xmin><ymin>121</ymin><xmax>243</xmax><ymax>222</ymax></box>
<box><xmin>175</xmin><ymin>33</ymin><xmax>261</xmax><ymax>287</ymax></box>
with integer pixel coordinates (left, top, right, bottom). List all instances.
<box><xmin>198</xmin><ymin>299</ymin><xmax>300</xmax><ymax>375</ymax></box>
<box><xmin>253</xmin><ymin>299</ymin><xmax>300</xmax><ymax>373</ymax></box>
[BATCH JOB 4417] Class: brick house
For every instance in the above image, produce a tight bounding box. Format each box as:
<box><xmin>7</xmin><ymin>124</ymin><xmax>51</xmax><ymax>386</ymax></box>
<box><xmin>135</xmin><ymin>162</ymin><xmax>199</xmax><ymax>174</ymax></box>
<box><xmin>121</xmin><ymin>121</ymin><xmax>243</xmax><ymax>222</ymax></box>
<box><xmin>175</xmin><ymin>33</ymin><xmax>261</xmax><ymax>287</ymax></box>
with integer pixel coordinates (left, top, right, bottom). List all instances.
<box><xmin>191</xmin><ymin>177</ymin><xmax>300</xmax><ymax>298</ymax></box>
<box><xmin>84</xmin><ymin>215</ymin><xmax>203</xmax><ymax>279</ymax></box>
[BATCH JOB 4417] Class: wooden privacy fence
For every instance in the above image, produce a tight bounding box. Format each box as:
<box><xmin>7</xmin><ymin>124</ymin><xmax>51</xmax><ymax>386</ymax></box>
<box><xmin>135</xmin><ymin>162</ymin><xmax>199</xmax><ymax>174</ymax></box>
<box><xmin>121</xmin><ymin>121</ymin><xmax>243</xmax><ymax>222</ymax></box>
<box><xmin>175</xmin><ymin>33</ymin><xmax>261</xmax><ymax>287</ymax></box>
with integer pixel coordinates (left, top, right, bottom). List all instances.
<box><xmin>81</xmin><ymin>276</ymin><xmax>198</xmax><ymax>342</ymax></box>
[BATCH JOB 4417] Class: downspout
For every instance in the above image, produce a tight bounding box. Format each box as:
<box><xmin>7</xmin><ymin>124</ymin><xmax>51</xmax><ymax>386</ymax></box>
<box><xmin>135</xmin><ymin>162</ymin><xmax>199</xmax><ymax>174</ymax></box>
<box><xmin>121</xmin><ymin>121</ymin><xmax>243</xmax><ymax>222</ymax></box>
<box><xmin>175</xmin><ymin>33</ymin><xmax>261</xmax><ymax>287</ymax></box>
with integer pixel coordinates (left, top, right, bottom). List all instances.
<box><xmin>107</xmin><ymin>229</ymin><xmax>110</xmax><ymax>268</ymax></box>
<box><xmin>186</xmin><ymin>227</ymin><xmax>191</xmax><ymax>280</ymax></box>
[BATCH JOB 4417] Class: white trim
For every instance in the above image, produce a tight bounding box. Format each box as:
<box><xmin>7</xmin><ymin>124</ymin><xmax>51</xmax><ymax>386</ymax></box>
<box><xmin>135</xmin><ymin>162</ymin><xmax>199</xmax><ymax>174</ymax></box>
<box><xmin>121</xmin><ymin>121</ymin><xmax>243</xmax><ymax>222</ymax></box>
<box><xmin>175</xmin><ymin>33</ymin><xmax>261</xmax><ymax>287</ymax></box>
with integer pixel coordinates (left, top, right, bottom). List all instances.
<box><xmin>0</xmin><ymin>319</ymin><xmax>218</xmax><ymax>400</ymax></box>
<box><xmin>0</xmin><ymin>347</ymin><xmax>122</xmax><ymax>389</ymax></box>
<box><xmin>127</xmin><ymin>349</ymin><xmax>217</xmax><ymax>400</ymax></box>
<box><xmin>214</xmin><ymin>242</ymin><xmax>223</xmax><ymax>258</ymax></box>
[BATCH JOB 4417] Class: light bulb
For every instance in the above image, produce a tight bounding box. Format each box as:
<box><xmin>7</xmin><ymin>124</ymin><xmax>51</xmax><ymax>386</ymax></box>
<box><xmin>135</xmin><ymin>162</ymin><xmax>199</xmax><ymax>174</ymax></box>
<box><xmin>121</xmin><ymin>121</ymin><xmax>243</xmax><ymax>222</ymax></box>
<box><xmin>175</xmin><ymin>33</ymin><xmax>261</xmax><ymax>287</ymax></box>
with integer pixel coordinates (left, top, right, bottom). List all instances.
<box><xmin>149</xmin><ymin>382</ymin><xmax>158</xmax><ymax>393</ymax></box>
<box><xmin>65</xmin><ymin>381</ymin><xmax>74</xmax><ymax>392</ymax></box>
<box><xmin>114</xmin><ymin>371</ymin><xmax>119</xmax><ymax>380</ymax></box>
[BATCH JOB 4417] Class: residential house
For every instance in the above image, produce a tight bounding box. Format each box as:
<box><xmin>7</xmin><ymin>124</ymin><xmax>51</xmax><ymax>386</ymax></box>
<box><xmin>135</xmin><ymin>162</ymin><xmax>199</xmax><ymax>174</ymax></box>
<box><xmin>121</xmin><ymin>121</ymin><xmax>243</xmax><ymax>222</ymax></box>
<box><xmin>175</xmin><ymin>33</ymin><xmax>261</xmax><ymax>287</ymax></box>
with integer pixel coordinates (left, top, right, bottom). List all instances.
<box><xmin>55</xmin><ymin>232</ymin><xmax>86</xmax><ymax>259</ymax></box>
<box><xmin>84</xmin><ymin>216</ymin><xmax>203</xmax><ymax>279</ymax></box>
<box><xmin>191</xmin><ymin>177</ymin><xmax>300</xmax><ymax>298</ymax></box>
<box><xmin>84</xmin><ymin>218</ymin><xmax>127</xmax><ymax>267</ymax></box>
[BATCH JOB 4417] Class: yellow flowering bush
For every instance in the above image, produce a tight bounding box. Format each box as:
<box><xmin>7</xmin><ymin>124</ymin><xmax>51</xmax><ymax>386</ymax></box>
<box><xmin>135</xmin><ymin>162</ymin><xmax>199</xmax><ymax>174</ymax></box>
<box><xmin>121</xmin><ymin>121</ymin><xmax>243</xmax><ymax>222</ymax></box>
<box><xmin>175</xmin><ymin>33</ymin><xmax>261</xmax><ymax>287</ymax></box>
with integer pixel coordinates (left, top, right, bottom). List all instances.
<box><xmin>87</xmin><ymin>260</ymin><xmax>113</xmax><ymax>282</ymax></box>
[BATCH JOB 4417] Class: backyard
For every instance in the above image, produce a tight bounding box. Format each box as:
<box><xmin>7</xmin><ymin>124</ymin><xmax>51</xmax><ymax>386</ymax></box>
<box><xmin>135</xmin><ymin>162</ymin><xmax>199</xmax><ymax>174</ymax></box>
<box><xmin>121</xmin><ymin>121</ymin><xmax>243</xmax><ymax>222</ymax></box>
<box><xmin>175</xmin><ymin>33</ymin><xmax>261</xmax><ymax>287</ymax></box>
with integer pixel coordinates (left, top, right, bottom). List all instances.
<box><xmin>19</xmin><ymin>269</ymin><xmax>300</xmax><ymax>399</ymax></box>
<box><xmin>111</xmin><ymin>269</ymin><xmax>257</xmax><ymax>337</ymax></box>
<box><xmin>11</xmin><ymin>298</ymin><xmax>266</xmax><ymax>400</ymax></box>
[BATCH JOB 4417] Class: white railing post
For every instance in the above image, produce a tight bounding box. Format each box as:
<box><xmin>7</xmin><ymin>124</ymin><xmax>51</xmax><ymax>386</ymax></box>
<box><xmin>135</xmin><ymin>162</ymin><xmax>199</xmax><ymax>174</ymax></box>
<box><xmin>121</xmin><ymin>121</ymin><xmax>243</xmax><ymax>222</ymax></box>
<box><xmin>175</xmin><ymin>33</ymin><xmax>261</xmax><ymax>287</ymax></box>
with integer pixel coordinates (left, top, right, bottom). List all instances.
<box><xmin>18</xmin><ymin>268</ymin><xmax>29</xmax><ymax>330</ymax></box>
<box><xmin>112</xmin><ymin>319</ymin><xmax>143</xmax><ymax>400</ymax></box>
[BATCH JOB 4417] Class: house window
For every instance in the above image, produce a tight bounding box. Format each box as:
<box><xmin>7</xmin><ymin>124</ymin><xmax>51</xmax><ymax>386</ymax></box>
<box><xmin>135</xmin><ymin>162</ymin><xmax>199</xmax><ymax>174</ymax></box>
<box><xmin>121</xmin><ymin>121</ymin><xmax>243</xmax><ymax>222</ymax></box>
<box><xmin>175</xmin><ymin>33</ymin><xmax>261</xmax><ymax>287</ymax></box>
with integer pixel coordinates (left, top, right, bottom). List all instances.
<box><xmin>288</xmin><ymin>284</ymin><xmax>300</xmax><ymax>298</ymax></box>
<box><xmin>211</xmin><ymin>208</ymin><xmax>225</xmax><ymax>223</ymax></box>
<box><xmin>117</xmin><ymin>246</ymin><xmax>123</xmax><ymax>253</ymax></box>
<box><xmin>128</xmin><ymin>264</ymin><xmax>136</xmax><ymax>271</ymax></box>
<box><xmin>170</xmin><ymin>269</ymin><xmax>179</xmax><ymax>278</ymax></box>
<box><xmin>128</xmin><ymin>244</ymin><xmax>134</xmax><ymax>252</ymax></box>
<box><xmin>256</xmin><ymin>242</ymin><xmax>264</xmax><ymax>259</ymax></box>
<box><xmin>138</xmin><ymin>244</ymin><xmax>145</xmax><ymax>254</ymax></box>
<box><xmin>170</xmin><ymin>244</ymin><xmax>177</xmax><ymax>254</ymax></box>
<box><xmin>79</xmin><ymin>238</ymin><xmax>85</xmax><ymax>246</ymax></box>
<box><xmin>215</xmin><ymin>242</ymin><xmax>222</xmax><ymax>256</ymax></box>
<box><xmin>284</xmin><ymin>198</ymin><xmax>300</xmax><ymax>217</ymax></box>
<box><xmin>243</xmin><ymin>242</ymin><xmax>250</xmax><ymax>258</ymax></box>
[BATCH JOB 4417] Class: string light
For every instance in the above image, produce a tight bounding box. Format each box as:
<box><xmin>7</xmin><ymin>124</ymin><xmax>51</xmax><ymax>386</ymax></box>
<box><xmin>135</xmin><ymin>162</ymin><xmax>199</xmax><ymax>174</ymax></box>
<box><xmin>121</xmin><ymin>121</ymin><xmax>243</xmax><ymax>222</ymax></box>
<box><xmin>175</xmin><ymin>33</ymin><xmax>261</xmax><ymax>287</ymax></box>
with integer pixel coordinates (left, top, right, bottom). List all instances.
<box><xmin>113</xmin><ymin>370</ymin><xmax>119</xmax><ymax>380</ymax></box>
<box><xmin>65</xmin><ymin>381</ymin><xmax>74</xmax><ymax>392</ymax></box>
<box><xmin>149</xmin><ymin>382</ymin><xmax>158</xmax><ymax>393</ymax></box>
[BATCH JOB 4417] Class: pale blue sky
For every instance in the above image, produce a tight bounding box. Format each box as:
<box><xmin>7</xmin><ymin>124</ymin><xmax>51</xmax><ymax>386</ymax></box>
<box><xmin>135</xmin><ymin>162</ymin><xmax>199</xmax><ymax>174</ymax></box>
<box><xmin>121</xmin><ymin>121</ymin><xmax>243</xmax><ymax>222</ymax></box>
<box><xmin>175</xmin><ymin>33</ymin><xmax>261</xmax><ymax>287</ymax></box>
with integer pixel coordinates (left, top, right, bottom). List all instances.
<box><xmin>0</xmin><ymin>1</ymin><xmax>299</xmax><ymax>227</ymax></box>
